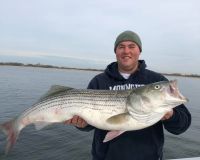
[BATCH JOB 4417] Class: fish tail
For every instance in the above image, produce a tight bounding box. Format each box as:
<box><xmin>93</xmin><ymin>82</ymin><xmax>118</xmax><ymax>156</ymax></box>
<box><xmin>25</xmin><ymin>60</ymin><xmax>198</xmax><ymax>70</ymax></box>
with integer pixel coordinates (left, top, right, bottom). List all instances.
<box><xmin>0</xmin><ymin>119</ymin><xmax>19</xmax><ymax>154</ymax></box>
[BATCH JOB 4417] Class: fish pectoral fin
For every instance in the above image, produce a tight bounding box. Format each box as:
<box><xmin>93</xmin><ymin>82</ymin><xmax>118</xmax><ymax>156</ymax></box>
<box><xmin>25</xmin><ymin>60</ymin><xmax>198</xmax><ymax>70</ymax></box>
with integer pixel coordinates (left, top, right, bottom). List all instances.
<box><xmin>34</xmin><ymin>122</ymin><xmax>52</xmax><ymax>130</ymax></box>
<box><xmin>103</xmin><ymin>130</ymin><xmax>125</xmax><ymax>142</ymax></box>
<box><xmin>106</xmin><ymin>113</ymin><xmax>131</xmax><ymax>124</ymax></box>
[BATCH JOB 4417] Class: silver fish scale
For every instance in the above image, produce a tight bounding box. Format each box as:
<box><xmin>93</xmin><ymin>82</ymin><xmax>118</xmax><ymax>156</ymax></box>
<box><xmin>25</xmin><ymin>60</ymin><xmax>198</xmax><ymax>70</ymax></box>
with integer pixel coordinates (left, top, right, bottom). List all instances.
<box><xmin>21</xmin><ymin>89</ymin><xmax>131</xmax><ymax>118</ymax></box>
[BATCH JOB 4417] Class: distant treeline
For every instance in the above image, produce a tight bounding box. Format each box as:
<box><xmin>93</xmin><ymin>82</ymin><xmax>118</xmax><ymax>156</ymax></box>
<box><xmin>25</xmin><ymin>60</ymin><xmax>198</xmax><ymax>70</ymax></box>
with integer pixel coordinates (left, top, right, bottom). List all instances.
<box><xmin>0</xmin><ymin>62</ymin><xmax>200</xmax><ymax>78</ymax></box>
<box><xmin>0</xmin><ymin>62</ymin><xmax>103</xmax><ymax>72</ymax></box>
<box><xmin>161</xmin><ymin>73</ymin><xmax>200</xmax><ymax>78</ymax></box>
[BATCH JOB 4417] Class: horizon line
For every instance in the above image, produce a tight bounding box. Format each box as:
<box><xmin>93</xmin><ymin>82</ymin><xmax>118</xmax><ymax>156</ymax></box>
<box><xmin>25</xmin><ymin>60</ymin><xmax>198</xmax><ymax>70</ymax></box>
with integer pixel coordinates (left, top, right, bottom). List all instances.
<box><xmin>0</xmin><ymin>62</ymin><xmax>200</xmax><ymax>78</ymax></box>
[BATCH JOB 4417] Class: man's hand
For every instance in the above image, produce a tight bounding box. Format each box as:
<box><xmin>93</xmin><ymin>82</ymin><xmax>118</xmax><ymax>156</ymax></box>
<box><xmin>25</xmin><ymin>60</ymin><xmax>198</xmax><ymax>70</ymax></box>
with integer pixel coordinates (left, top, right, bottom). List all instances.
<box><xmin>162</xmin><ymin>109</ymin><xmax>174</xmax><ymax>121</ymax></box>
<box><xmin>64</xmin><ymin>115</ymin><xmax>88</xmax><ymax>128</ymax></box>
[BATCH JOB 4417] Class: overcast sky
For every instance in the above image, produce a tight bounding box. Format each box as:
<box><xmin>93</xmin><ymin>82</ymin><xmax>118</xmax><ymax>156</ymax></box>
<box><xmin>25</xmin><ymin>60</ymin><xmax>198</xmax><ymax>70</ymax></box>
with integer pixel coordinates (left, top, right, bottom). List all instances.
<box><xmin>0</xmin><ymin>0</ymin><xmax>199</xmax><ymax>74</ymax></box>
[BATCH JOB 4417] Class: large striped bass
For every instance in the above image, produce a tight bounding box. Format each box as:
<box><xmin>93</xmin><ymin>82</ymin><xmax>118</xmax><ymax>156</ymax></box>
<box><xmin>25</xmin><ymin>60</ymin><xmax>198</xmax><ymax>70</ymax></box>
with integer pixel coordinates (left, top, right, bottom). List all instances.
<box><xmin>0</xmin><ymin>80</ymin><xmax>188</xmax><ymax>154</ymax></box>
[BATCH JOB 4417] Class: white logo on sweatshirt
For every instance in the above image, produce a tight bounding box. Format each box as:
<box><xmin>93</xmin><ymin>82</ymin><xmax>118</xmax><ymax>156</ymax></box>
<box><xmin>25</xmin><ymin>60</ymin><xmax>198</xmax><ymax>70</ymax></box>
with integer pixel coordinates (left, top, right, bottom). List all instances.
<box><xmin>109</xmin><ymin>83</ymin><xmax>144</xmax><ymax>90</ymax></box>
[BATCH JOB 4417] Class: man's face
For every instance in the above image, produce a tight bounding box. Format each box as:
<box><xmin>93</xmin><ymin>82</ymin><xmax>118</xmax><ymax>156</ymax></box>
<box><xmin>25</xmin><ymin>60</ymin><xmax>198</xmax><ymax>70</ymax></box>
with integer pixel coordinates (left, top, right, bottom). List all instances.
<box><xmin>115</xmin><ymin>41</ymin><xmax>141</xmax><ymax>73</ymax></box>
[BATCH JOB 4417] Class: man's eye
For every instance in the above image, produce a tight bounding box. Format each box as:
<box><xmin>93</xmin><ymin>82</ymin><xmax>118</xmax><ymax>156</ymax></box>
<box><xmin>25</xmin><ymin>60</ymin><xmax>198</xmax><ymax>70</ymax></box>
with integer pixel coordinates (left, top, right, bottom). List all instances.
<box><xmin>129</xmin><ymin>45</ymin><xmax>135</xmax><ymax>48</ymax></box>
<box><xmin>118</xmin><ymin>46</ymin><xmax>124</xmax><ymax>49</ymax></box>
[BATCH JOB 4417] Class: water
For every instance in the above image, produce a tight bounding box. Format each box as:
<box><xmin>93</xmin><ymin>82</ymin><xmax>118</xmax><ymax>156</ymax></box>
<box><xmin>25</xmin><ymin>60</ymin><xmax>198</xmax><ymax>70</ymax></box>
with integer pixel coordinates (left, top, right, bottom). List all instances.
<box><xmin>0</xmin><ymin>66</ymin><xmax>199</xmax><ymax>160</ymax></box>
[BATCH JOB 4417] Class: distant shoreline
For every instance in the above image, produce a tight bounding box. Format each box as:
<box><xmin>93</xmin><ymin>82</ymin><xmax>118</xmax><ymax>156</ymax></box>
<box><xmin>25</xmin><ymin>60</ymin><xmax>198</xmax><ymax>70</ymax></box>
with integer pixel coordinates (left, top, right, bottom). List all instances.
<box><xmin>0</xmin><ymin>62</ymin><xmax>200</xmax><ymax>78</ymax></box>
<box><xmin>0</xmin><ymin>62</ymin><xmax>103</xmax><ymax>72</ymax></box>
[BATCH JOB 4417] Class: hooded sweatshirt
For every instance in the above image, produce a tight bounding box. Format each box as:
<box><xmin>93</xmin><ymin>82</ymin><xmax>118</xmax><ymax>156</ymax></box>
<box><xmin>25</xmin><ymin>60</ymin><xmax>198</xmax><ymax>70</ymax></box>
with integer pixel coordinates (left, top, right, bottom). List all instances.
<box><xmin>86</xmin><ymin>60</ymin><xmax>191</xmax><ymax>160</ymax></box>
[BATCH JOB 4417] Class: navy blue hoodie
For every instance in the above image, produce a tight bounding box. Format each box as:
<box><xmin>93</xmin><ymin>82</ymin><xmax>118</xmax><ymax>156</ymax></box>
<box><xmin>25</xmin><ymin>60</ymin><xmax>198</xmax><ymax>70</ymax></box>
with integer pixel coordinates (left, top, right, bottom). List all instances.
<box><xmin>86</xmin><ymin>60</ymin><xmax>191</xmax><ymax>160</ymax></box>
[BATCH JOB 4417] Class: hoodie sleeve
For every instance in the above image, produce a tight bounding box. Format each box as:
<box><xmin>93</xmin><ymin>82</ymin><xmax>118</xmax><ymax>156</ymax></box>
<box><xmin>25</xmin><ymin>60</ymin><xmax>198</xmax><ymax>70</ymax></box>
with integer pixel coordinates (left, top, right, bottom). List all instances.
<box><xmin>163</xmin><ymin>104</ymin><xmax>191</xmax><ymax>134</ymax></box>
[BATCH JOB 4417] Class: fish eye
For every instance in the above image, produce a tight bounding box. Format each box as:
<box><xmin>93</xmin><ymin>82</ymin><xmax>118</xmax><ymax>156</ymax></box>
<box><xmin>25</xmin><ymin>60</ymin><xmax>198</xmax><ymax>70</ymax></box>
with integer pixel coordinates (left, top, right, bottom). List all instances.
<box><xmin>154</xmin><ymin>85</ymin><xmax>160</xmax><ymax>90</ymax></box>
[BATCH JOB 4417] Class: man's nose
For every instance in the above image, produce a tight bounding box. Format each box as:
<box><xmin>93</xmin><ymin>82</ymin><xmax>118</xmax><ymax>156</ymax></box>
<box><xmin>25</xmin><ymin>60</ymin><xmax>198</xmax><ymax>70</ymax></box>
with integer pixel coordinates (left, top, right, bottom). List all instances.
<box><xmin>123</xmin><ymin>46</ymin><xmax>130</xmax><ymax>54</ymax></box>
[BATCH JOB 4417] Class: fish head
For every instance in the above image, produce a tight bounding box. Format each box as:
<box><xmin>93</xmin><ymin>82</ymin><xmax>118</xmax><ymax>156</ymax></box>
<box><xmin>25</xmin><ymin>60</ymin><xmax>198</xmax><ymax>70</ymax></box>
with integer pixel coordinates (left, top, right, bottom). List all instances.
<box><xmin>128</xmin><ymin>80</ymin><xmax>188</xmax><ymax>113</ymax></box>
<box><xmin>147</xmin><ymin>80</ymin><xmax>188</xmax><ymax>107</ymax></box>
<box><xmin>162</xmin><ymin>80</ymin><xmax>188</xmax><ymax>104</ymax></box>
<box><xmin>151</xmin><ymin>80</ymin><xmax>187</xmax><ymax>107</ymax></box>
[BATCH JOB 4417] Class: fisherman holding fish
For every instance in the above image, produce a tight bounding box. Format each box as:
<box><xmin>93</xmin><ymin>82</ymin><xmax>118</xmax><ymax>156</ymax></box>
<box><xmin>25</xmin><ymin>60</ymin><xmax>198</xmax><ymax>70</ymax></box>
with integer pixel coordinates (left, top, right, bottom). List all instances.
<box><xmin>66</xmin><ymin>31</ymin><xmax>191</xmax><ymax>160</ymax></box>
<box><xmin>0</xmin><ymin>31</ymin><xmax>191</xmax><ymax>159</ymax></box>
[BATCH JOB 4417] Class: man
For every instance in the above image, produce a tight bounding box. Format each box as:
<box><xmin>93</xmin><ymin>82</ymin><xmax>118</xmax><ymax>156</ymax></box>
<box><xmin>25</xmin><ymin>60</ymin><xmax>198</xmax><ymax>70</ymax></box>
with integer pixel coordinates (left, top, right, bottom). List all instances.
<box><xmin>66</xmin><ymin>30</ymin><xmax>191</xmax><ymax>160</ymax></box>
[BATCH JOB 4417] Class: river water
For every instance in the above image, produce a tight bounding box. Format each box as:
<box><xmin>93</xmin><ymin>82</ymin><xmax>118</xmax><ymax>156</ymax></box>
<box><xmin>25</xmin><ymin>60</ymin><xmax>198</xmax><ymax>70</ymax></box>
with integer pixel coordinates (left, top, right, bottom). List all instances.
<box><xmin>0</xmin><ymin>66</ymin><xmax>199</xmax><ymax>160</ymax></box>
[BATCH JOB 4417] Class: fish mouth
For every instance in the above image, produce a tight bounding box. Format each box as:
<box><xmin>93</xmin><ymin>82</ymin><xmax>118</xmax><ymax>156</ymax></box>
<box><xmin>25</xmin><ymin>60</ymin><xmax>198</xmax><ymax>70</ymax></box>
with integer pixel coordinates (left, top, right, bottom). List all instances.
<box><xmin>168</xmin><ymin>80</ymin><xmax>189</xmax><ymax>103</ymax></box>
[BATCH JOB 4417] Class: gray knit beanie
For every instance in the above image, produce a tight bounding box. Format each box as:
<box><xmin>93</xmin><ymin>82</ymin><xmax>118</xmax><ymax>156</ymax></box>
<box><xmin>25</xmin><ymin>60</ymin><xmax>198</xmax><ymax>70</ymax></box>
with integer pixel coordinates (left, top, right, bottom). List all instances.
<box><xmin>114</xmin><ymin>30</ymin><xmax>142</xmax><ymax>52</ymax></box>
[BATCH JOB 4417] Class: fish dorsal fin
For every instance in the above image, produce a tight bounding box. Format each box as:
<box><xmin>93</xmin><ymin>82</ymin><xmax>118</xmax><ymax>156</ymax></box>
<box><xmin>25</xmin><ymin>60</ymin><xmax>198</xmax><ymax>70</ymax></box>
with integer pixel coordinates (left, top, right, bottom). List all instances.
<box><xmin>39</xmin><ymin>85</ymin><xmax>73</xmax><ymax>101</ymax></box>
